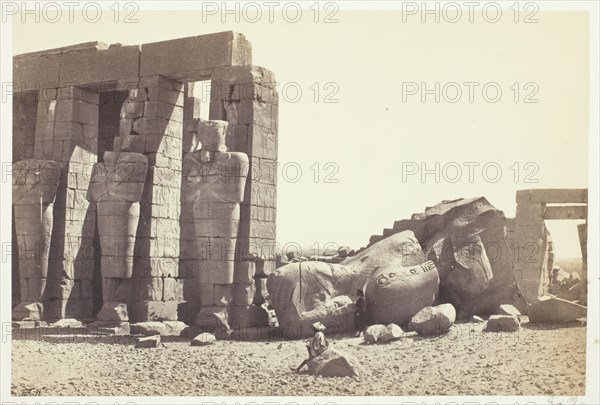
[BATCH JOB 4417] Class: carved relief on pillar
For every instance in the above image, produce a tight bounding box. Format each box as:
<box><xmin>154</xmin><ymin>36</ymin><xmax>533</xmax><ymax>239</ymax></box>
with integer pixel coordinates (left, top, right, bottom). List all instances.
<box><xmin>182</xmin><ymin>120</ymin><xmax>250</xmax><ymax>328</ymax></box>
<box><xmin>12</xmin><ymin>159</ymin><xmax>61</xmax><ymax>320</ymax></box>
<box><xmin>86</xmin><ymin>151</ymin><xmax>148</xmax><ymax>323</ymax></box>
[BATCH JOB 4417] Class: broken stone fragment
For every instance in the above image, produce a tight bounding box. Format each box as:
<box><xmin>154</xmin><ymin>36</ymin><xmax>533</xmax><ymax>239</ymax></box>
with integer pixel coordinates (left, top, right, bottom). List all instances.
<box><xmin>363</xmin><ymin>324</ymin><xmax>386</xmax><ymax>344</ymax></box>
<box><xmin>306</xmin><ymin>348</ymin><xmax>364</xmax><ymax>377</ymax></box>
<box><xmin>497</xmin><ymin>304</ymin><xmax>522</xmax><ymax>317</ymax></box>
<box><xmin>130</xmin><ymin>321</ymin><xmax>188</xmax><ymax>336</ymax></box>
<box><xmin>191</xmin><ymin>332</ymin><xmax>216</xmax><ymax>346</ymax></box>
<box><xmin>96</xmin><ymin>302</ymin><xmax>129</xmax><ymax>322</ymax></box>
<box><xmin>528</xmin><ymin>296</ymin><xmax>587</xmax><ymax>324</ymax></box>
<box><xmin>268</xmin><ymin>231</ymin><xmax>438</xmax><ymax>337</ymax></box>
<box><xmin>378</xmin><ymin>323</ymin><xmax>403</xmax><ymax>343</ymax></box>
<box><xmin>485</xmin><ymin>315</ymin><xmax>520</xmax><ymax>332</ymax></box>
<box><xmin>135</xmin><ymin>335</ymin><xmax>161</xmax><ymax>348</ymax></box>
<box><xmin>408</xmin><ymin>303</ymin><xmax>456</xmax><ymax>337</ymax></box>
<box><xmin>195</xmin><ymin>307</ymin><xmax>230</xmax><ymax>334</ymax></box>
<box><xmin>12</xmin><ymin>302</ymin><xmax>43</xmax><ymax>322</ymax></box>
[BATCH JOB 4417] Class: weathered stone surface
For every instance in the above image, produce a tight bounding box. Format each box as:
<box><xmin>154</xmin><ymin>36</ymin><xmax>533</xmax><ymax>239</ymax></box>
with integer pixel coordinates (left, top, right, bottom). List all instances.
<box><xmin>12</xmin><ymin>159</ymin><xmax>62</xmax><ymax>204</ymax></box>
<box><xmin>191</xmin><ymin>332</ymin><xmax>216</xmax><ymax>346</ymax></box>
<box><xmin>337</xmin><ymin>246</ymin><xmax>352</xmax><ymax>258</ymax></box>
<box><xmin>130</xmin><ymin>321</ymin><xmax>188</xmax><ymax>336</ymax></box>
<box><xmin>12</xmin><ymin>159</ymin><xmax>61</xmax><ymax>320</ymax></box>
<box><xmin>86</xmin><ymin>321</ymin><xmax>131</xmax><ymax>336</ymax></box>
<box><xmin>140</xmin><ymin>32</ymin><xmax>252</xmax><ymax>80</ymax></box>
<box><xmin>183</xmin><ymin>153</ymin><xmax>249</xmax><ymax>205</ymax></box>
<box><xmin>408</xmin><ymin>303</ymin><xmax>456</xmax><ymax>337</ymax></box>
<box><xmin>87</xmin><ymin>152</ymin><xmax>148</xmax><ymax>202</ymax></box>
<box><xmin>364</xmin><ymin>324</ymin><xmax>386</xmax><ymax>344</ymax></box>
<box><xmin>379</xmin><ymin>323</ymin><xmax>403</xmax><ymax>343</ymax></box>
<box><xmin>135</xmin><ymin>335</ymin><xmax>161</xmax><ymax>348</ymax></box>
<box><xmin>129</xmin><ymin>301</ymin><xmax>179</xmax><ymax>322</ymax></box>
<box><xmin>306</xmin><ymin>348</ymin><xmax>364</xmax><ymax>377</ymax></box>
<box><xmin>12</xmin><ymin>302</ymin><xmax>43</xmax><ymax>321</ymax></box>
<box><xmin>48</xmin><ymin>318</ymin><xmax>85</xmax><ymax>328</ymax></box>
<box><xmin>268</xmin><ymin>231</ymin><xmax>438</xmax><ymax>337</ymax></box>
<box><xmin>528</xmin><ymin>296</ymin><xmax>587</xmax><ymax>324</ymax></box>
<box><xmin>497</xmin><ymin>304</ymin><xmax>521</xmax><ymax>317</ymax></box>
<box><xmin>195</xmin><ymin>306</ymin><xmax>230</xmax><ymax>333</ymax></box>
<box><xmin>388</xmin><ymin>197</ymin><xmax>528</xmax><ymax>315</ymax></box>
<box><xmin>96</xmin><ymin>302</ymin><xmax>129</xmax><ymax>322</ymax></box>
<box><xmin>485</xmin><ymin>315</ymin><xmax>520</xmax><ymax>332</ymax></box>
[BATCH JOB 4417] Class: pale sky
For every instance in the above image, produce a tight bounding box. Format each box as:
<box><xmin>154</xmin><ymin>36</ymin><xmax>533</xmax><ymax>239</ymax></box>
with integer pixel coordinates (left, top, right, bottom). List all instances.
<box><xmin>12</xmin><ymin>7</ymin><xmax>590</xmax><ymax>258</ymax></box>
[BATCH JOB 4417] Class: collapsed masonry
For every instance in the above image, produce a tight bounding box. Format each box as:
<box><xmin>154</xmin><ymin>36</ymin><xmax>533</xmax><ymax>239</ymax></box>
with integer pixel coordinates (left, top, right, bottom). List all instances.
<box><xmin>12</xmin><ymin>32</ymin><xmax>278</xmax><ymax>331</ymax></box>
<box><xmin>364</xmin><ymin>189</ymin><xmax>588</xmax><ymax>308</ymax></box>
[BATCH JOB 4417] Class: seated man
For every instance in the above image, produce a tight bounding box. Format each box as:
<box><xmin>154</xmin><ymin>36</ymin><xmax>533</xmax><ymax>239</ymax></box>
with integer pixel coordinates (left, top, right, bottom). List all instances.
<box><xmin>292</xmin><ymin>322</ymin><xmax>329</xmax><ymax>372</ymax></box>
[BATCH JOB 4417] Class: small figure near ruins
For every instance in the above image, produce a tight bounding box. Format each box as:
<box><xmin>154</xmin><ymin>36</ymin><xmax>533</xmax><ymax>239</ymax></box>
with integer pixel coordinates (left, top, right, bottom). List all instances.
<box><xmin>354</xmin><ymin>289</ymin><xmax>367</xmax><ymax>337</ymax></box>
<box><xmin>292</xmin><ymin>322</ymin><xmax>329</xmax><ymax>372</ymax></box>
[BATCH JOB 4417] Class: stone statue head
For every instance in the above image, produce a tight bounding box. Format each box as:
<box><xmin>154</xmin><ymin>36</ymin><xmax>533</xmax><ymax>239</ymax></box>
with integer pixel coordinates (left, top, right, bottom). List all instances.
<box><xmin>195</xmin><ymin>120</ymin><xmax>228</xmax><ymax>152</ymax></box>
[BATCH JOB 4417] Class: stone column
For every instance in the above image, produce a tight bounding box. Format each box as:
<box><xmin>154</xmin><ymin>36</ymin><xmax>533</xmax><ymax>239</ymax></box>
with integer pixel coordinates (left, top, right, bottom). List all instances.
<box><xmin>514</xmin><ymin>191</ymin><xmax>548</xmax><ymax>302</ymax></box>
<box><xmin>209</xmin><ymin>65</ymin><xmax>279</xmax><ymax>328</ymax></box>
<box><xmin>86</xmin><ymin>151</ymin><xmax>148</xmax><ymax>328</ymax></box>
<box><xmin>33</xmin><ymin>85</ymin><xmax>99</xmax><ymax>321</ymax></box>
<box><xmin>12</xmin><ymin>160</ymin><xmax>61</xmax><ymax>320</ymax></box>
<box><xmin>182</xmin><ymin>120</ymin><xmax>249</xmax><ymax>331</ymax></box>
<box><xmin>114</xmin><ymin>76</ymin><xmax>184</xmax><ymax>322</ymax></box>
<box><xmin>178</xmin><ymin>83</ymin><xmax>203</xmax><ymax>323</ymax></box>
<box><xmin>577</xmin><ymin>223</ymin><xmax>587</xmax><ymax>302</ymax></box>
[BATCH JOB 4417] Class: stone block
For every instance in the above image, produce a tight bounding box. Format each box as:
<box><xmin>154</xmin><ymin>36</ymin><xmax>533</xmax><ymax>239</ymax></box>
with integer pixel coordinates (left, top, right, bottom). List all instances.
<box><xmin>135</xmin><ymin>335</ymin><xmax>161</xmax><ymax>348</ymax></box>
<box><xmin>144</xmin><ymin>101</ymin><xmax>184</xmax><ymax>122</ymax></box>
<box><xmin>14</xmin><ymin>54</ymin><xmax>61</xmax><ymax>92</ymax></box>
<box><xmin>135</xmin><ymin>257</ymin><xmax>179</xmax><ymax>278</ymax></box>
<box><xmin>96</xmin><ymin>302</ymin><xmax>129</xmax><ymax>322</ymax></box>
<box><xmin>199</xmin><ymin>283</ymin><xmax>214</xmax><ymax>306</ymax></box>
<box><xmin>120</xmin><ymin>101</ymin><xmax>145</xmax><ymax>119</ymax></box>
<box><xmin>136</xmin><ymin>277</ymin><xmax>163</xmax><ymax>301</ymax></box>
<box><xmin>129</xmin><ymin>301</ymin><xmax>178</xmax><ymax>322</ymax></box>
<box><xmin>213</xmin><ymin>284</ymin><xmax>233</xmax><ymax>306</ymax></box>
<box><xmin>163</xmin><ymin>277</ymin><xmax>181</xmax><ymax>301</ymax></box>
<box><xmin>515</xmin><ymin>203</ymin><xmax>545</xmax><ymax>225</ymax></box>
<box><xmin>199</xmin><ymin>260</ymin><xmax>235</xmax><ymax>285</ymax></box>
<box><xmin>140</xmin><ymin>32</ymin><xmax>251</xmax><ymax>79</ymax></box>
<box><xmin>60</xmin><ymin>45</ymin><xmax>140</xmax><ymax>86</ymax></box>
<box><xmin>485</xmin><ymin>315</ymin><xmax>520</xmax><ymax>332</ymax></box>
<box><xmin>528</xmin><ymin>296</ymin><xmax>587</xmax><ymax>323</ymax></box>
<box><xmin>131</xmin><ymin>321</ymin><xmax>188</xmax><ymax>336</ymax></box>
<box><xmin>234</xmin><ymin>261</ymin><xmax>256</xmax><ymax>284</ymax></box>
<box><xmin>101</xmin><ymin>278</ymin><xmax>134</xmax><ymax>303</ymax></box>
<box><xmin>64</xmin><ymin>298</ymin><xmax>94</xmax><ymax>319</ymax></box>
<box><xmin>529</xmin><ymin>189</ymin><xmax>587</xmax><ymax>203</ymax></box>
<box><xmin>181</xmin><ymin>278</ymin><xmax>200</xmax><ymax>302</ymax></box>
<box><xmin>232</xmin><ymin>283</ymin><xmax>255</xmax><ymax>306</ymax></box>
<box><xmin>178</xmin><ymin>259</ymin><xmax>197</xmax><ymax>279</ymax></box>
<box><xmin>177</xmin><ymin>301</ymin><xmax>198</xmax><ymax>324</ymax></box>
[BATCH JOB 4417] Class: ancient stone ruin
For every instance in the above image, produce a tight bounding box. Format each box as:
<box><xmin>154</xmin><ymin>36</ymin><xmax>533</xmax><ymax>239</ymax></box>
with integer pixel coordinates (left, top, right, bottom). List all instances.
<box><xmin>12</xmin><ymin>32</ymin><xmax>278</xmax><ymax>332</ymax></box>
<box><xmin>271</xmin><ymin>193</ymin><xmax>588</xmax><ymax>337</ymax></box>
<box><xmin>12</xmin><ymin>32</ymin><xmax>587</xmax><ymax>339</ymax></box>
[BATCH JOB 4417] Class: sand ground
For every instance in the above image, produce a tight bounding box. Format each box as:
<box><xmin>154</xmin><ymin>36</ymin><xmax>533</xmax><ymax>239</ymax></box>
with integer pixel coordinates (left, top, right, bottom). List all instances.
<box><xmin>11</xmin><ymin>320</ymin><xmax>587</xmax><ymax>396</ymax></box>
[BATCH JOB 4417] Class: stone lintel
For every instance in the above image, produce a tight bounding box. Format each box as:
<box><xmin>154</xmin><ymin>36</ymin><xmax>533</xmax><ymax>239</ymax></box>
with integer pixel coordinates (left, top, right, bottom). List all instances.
<box><xmin>543</xmin><ymin>205</ymin><xmax>587</xmax><ymax>220</ymax></box>
<box><xmin>14</xmin><ymin>32</ymin><xmax>252</xmax><ymax>92</ymax></box>
<box><xmin>517</xmin><ymin>188</ymin><xmax>588</xmax><ymax>204</ymax></box>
